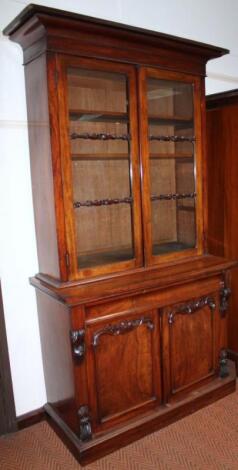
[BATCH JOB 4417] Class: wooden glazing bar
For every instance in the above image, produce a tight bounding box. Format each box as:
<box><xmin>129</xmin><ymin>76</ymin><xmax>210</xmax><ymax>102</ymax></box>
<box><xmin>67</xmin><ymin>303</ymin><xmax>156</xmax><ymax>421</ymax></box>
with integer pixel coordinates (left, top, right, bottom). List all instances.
<box><xmin>149</xmin><ymin>135</ymin><xmax>195</xmax><ymax>142</ymax></box>
<box><xmin>151</xmin><ymin>192</ymin><xmax>196</xmax><ymax>201</ymax></box>
<box><xmin>70</xmin><ymin>132</ymin><xmax>131</xmax><ymax>141</ymax></box>
<box><xmin>73</xmin><ymin>196</ymin><xmax>133</xmax><ymax>208</ymax></box>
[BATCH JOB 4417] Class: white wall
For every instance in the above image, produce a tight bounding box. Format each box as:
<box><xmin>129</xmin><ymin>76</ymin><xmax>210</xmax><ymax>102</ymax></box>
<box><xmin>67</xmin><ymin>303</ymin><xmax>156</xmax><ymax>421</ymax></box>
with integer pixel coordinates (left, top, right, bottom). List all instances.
<box><xmin>1</xmin><ymin>0</ymin><xmax>238</xmax><ymax>416</ymax></box>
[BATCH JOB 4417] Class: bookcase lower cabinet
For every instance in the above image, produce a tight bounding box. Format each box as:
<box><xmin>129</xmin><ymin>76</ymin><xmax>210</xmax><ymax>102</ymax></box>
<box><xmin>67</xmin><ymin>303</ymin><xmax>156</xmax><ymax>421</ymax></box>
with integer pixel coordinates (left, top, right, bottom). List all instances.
<box><xmin>34</xmin><ymin>271</ymin><xmax>235</xmax><ymax>465</ymax></box>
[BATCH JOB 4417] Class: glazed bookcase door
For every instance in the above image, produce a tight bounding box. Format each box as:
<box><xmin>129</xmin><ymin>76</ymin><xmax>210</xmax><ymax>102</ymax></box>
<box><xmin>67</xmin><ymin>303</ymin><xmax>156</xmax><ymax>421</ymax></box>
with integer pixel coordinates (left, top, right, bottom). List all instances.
<box><xmin>85</xmin><ymin>310</ymin><xmax>161</xmax><ymax>432</ymax></box>
<box><xmin>57</xmin><ymin>56</ymin><xmax>143</xmax><ymax>280</ymax></box>
<box><xmin>139</xmin><ymin>68</ymin><xmax>204</xmax><ymax>266</ymax></box>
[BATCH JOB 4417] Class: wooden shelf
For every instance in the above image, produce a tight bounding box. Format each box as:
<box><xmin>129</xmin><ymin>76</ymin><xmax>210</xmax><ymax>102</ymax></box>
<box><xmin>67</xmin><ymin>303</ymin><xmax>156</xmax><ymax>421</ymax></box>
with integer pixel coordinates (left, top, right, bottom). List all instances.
<box><xmin>69</xmin><ymin>109</ymin><xmax>128</xmax><ymax>122</ymax></box>
<box><xmin>77</xmin><ymin>240</ymin><xmax>194</xmax><ymax>268</ymax></box>
<box><xmin>69</xmin><ymin>110</ymin><xmax>193</xmax><ymax>127</ymax></box>
<box><xmin>150</xmin><ymin>152</ymin><xmax>193</xmax><ymax>160</ymax></box>
<box><xmin>152</xmin><ymin>241</ymin><xmax>194</xmax><ymax>255</ymax></box>
<box><xmin>177</xmin><ymin>205</ymin><xmax>195</xmax><ymax>212</ymax></box>
<box><xmin>78</xmin><ymin>247</ymin><xmax>133</xmax><ymax>269</ymax></box>
<box><xmin>71</xmin><ymin>153</ymin><xmax>129</xmax><ymax>161</ymax></box>
<box><xmin>71</xmin><ymin>152</ymin><xmax>193</xmax><ymax>161</ymax></box>
<box><xmin>148</xmin><ymin>114</ymin><xmax>193</xmax><ymax>128</ymax></box>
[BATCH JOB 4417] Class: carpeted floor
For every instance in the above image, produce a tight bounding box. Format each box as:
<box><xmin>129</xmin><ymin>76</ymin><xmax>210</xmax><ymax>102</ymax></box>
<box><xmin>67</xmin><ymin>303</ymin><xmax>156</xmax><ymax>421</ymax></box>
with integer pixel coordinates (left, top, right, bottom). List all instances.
<box><xmin>1</xmin><ymin>389</ymin><xmax>238</xmax><ymax>469</ymax></box>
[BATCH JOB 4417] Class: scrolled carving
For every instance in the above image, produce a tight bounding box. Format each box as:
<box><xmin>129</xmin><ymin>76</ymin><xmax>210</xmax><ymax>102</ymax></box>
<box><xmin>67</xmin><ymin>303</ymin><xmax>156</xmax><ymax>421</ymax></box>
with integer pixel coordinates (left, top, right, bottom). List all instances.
<box><xmin>70</xmin><ymin>132</ymin><xmax>130</xmax><ymax>141</ymax></box>
<box><xmin>168</xmin><ymin>296</ymin><xmax>216</xmax><ymax>324</ymax></box>
<box><xmin>149</xmin><ymin>135</ymin><xmax>195</xmax><ymax>142</ymax></box>
<box><xmin>151</xmin><ymin>192</ymin><xmax>196</xmax><ymax>202</ymax></box>
<box><xmin>92</xmin><ymin>317</ymin><xmax>154</xmax><ymax>348</ymax></box>
<box><xmin>78</xmin><ymin>405</ymin><xmax>92</xmax><ymax>441</ymax></box>
<box><xmin>220</xmin><ymin>286</ymin><xmax>231</xmax><ymax>317</ymax></box>
<box><xmin>70</xmin><ymin>329</ymin><xmax>85</xmax><ymax>359</ymax></box>
<box><xmin>73</xmin><ymin>196</ymin><xmax>133</xmax><ymax>209</ymax></box>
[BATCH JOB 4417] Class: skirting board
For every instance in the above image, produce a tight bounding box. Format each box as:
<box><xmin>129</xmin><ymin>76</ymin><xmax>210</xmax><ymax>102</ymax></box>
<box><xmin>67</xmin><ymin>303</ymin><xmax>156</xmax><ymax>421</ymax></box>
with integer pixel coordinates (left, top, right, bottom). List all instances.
<box><xmin>17</xmin><ymin>407</ymin><xmax>46</xmax><ymax>430</ymax></box>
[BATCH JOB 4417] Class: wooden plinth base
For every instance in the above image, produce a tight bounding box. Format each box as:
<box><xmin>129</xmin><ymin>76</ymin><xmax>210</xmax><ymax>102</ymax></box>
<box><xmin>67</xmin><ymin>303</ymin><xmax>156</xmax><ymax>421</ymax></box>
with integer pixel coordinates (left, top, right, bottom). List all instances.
<box><xmin>45</xmin><ymin>362</ymin><xmax>236</xmax><ymax>466</ymax></box>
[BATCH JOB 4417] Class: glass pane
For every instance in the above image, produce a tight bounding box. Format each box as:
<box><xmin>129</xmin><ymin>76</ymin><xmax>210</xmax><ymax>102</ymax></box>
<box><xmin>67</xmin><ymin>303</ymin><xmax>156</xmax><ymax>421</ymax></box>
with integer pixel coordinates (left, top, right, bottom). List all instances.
<box><xmin>147</xmin><ymin>78</ymin><xmax>196</xmax><ymax>256</ymax></box>
<box><xmin>67</xmin><ymin>68</ymin><xmax>134</xmax><ymax>269</ymax></box>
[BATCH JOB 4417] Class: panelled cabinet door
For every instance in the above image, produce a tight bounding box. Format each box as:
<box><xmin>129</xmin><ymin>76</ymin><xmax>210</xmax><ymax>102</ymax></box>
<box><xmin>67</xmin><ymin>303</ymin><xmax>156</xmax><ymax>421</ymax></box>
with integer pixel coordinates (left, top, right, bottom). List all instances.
<box><xmin>57</xmin><ymin>56</ymin><xmax>143</xmax><ymax>280</ymax></box>
<box><xmin>162</xmin><ymin>292</ymin><xmax>222</xmax><ymax>402</ymax></box>
<box><xmin>139</xmin><ymin>67</ymin><xmax>204</xmax><ymax>266</ymax></box>
<box><xmin>85</xmin><ymin>310</ymin><xmax>161</xmax><ymax>432</ymax></box>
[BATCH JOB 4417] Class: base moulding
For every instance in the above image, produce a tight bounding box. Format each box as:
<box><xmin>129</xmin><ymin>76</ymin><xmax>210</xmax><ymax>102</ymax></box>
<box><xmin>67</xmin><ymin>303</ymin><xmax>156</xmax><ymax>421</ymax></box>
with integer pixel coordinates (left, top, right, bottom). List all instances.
<box><xmin>45</xmin><ymin>361</ymin><xmax>236</xmax><ymax>465</ymax></box>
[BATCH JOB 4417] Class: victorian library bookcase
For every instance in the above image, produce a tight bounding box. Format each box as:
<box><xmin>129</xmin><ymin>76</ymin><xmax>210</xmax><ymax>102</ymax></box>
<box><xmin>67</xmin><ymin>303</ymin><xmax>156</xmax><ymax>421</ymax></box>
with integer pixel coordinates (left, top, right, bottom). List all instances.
<box><xmin>4</xmin><ymin>4</ymin><xmax>237</xmax><ymax>464</ymax></box>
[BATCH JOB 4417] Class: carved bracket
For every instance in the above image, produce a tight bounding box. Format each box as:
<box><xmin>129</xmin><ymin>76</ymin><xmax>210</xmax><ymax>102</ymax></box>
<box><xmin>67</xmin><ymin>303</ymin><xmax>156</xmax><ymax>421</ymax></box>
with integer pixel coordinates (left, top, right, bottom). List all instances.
<box><xmin>219</xmin><ymin>349</ymin><xmax>229</xmax><ymax>378</ymax></box>
<box><xmin>70</xmin><ymin>329</ymin><xmax>85</xmax><ymax>359</ymax></box>
<box><xmin>92</xmin><ymin>316</ymin><xmax>154</xmax><ymax>348</ymax></box>
<box><xmin>168</xmin><ymin>296</ymin><xmax>216</xmax><ymax>324</ymax></box>
<box><xmin>220</xmin><ymin>286</ymin><xmax>231</xmax><ymax>318</ymax></box>
<box><xmin>78</xmin><ymin>405</ymin><xmax>92</xmax><ymax>441</ymax></box>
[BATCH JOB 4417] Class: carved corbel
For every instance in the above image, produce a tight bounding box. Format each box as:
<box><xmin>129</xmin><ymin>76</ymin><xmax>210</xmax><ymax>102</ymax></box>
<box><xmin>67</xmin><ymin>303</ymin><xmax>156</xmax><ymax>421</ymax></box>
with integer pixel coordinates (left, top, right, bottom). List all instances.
<box><xmin>220</xmin><ymin>286</ymin><xmax>231</xmax><ymax>317</ymax></box>
<box><xmin>219</xmin><ymin>349</ymin><xmax>229</xmax><ymax>378</ymax></box>
<box><xmin>70</xmin><ymin>329</ymin><xmax>85</xmax><ymax>359</ymax></box>
<box><xmin>78</xmin><ymin>405</ymin><xmax>92</xmax><ymax>441</ymax></box>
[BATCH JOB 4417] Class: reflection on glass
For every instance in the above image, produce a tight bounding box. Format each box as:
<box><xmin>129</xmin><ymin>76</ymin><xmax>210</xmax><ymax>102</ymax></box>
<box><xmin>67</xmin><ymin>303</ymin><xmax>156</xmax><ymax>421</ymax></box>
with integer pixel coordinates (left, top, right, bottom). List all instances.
<box><xmin>147</xmin><ymin>78</ymin><xmax>196</xmax><ymax>255</ymax></box>
<box><xmin>67</xmin><ymin>68</ymin><xmax>134</xmax><ymax>268</ymax></box>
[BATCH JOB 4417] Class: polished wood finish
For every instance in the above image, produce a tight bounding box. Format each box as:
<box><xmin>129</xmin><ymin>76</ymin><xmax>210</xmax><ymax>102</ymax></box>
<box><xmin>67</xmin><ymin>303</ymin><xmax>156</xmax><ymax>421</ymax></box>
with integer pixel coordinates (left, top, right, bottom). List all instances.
<box><xmin>3</xmin><ymin>4</ymin><xmax>228</xmax><ymax>73</ymax></box>
<box><xmin>87</xmin><ymin>310</ymin><xmax>161</xmax><ymax>432</ymax></box>
<box><xmin>31</xmin><ymin>255</ymin><xmax>236</xmax><ymax>305</ymax></box>
<box><xmin>0</xmin><ymin>281</ymin><xmax>17</xmax><ymax>436</ymax></box>
<box><xmin>45</xmin><ymin>362</ymin><xmax>236</xmax><ymax>465</ymax></box>
<box><xmin>24</xmin><ymin>54</ymin><xmax>63</xmax><ymax>278</ymax></box>
<box><xmin>4</xmin><ymin>5</ymin><xmax>236</xmax><ymax>464</ymax></box>
<box><xmin>207</xmin><ymin>89</ymin><xmax>238</xmax><ymax>109</ymax></box>
<box><xmin>206</xmin><ymin>89</ymin><xmax>238</xmax><ymax>353</ymax></box>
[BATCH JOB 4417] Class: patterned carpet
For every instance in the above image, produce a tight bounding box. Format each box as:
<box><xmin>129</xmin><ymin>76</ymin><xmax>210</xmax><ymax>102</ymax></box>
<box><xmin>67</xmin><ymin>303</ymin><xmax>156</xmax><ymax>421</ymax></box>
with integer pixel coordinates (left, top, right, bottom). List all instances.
<box><xmin>1</xmin><ymin>389</ymin><xmax>238</xmax><ymax>469</ymax></box>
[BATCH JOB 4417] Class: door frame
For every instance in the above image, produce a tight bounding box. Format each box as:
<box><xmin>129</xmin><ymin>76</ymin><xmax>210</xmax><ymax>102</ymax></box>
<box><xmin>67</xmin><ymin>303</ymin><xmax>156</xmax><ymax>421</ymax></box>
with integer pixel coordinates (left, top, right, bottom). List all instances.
<box><xmin>0</xmin><ymin>280</ymin><xmax>17</xmax><ymax>435</ymax></box>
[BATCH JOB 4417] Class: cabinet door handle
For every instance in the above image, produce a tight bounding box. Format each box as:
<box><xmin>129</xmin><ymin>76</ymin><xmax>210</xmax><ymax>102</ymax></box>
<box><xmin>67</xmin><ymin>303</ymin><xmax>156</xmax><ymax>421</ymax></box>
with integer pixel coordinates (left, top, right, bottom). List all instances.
<box><xmin>92</xmin><ymin>316</ymin><xmax>154</xmax><ymax>348</ymax></box>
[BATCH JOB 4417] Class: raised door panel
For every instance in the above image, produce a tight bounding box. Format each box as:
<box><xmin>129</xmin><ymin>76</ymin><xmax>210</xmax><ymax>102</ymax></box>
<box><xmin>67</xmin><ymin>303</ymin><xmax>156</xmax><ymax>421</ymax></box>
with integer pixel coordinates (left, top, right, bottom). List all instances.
<box><xmin>85</xmin><ymin>310</ymin><xmax>161</xmax><ymax>432</ymax></box>
<box><xmin>162</xmin><ymin>292</ymin><xmax>220</xmax><ymax>402</ymax></box>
